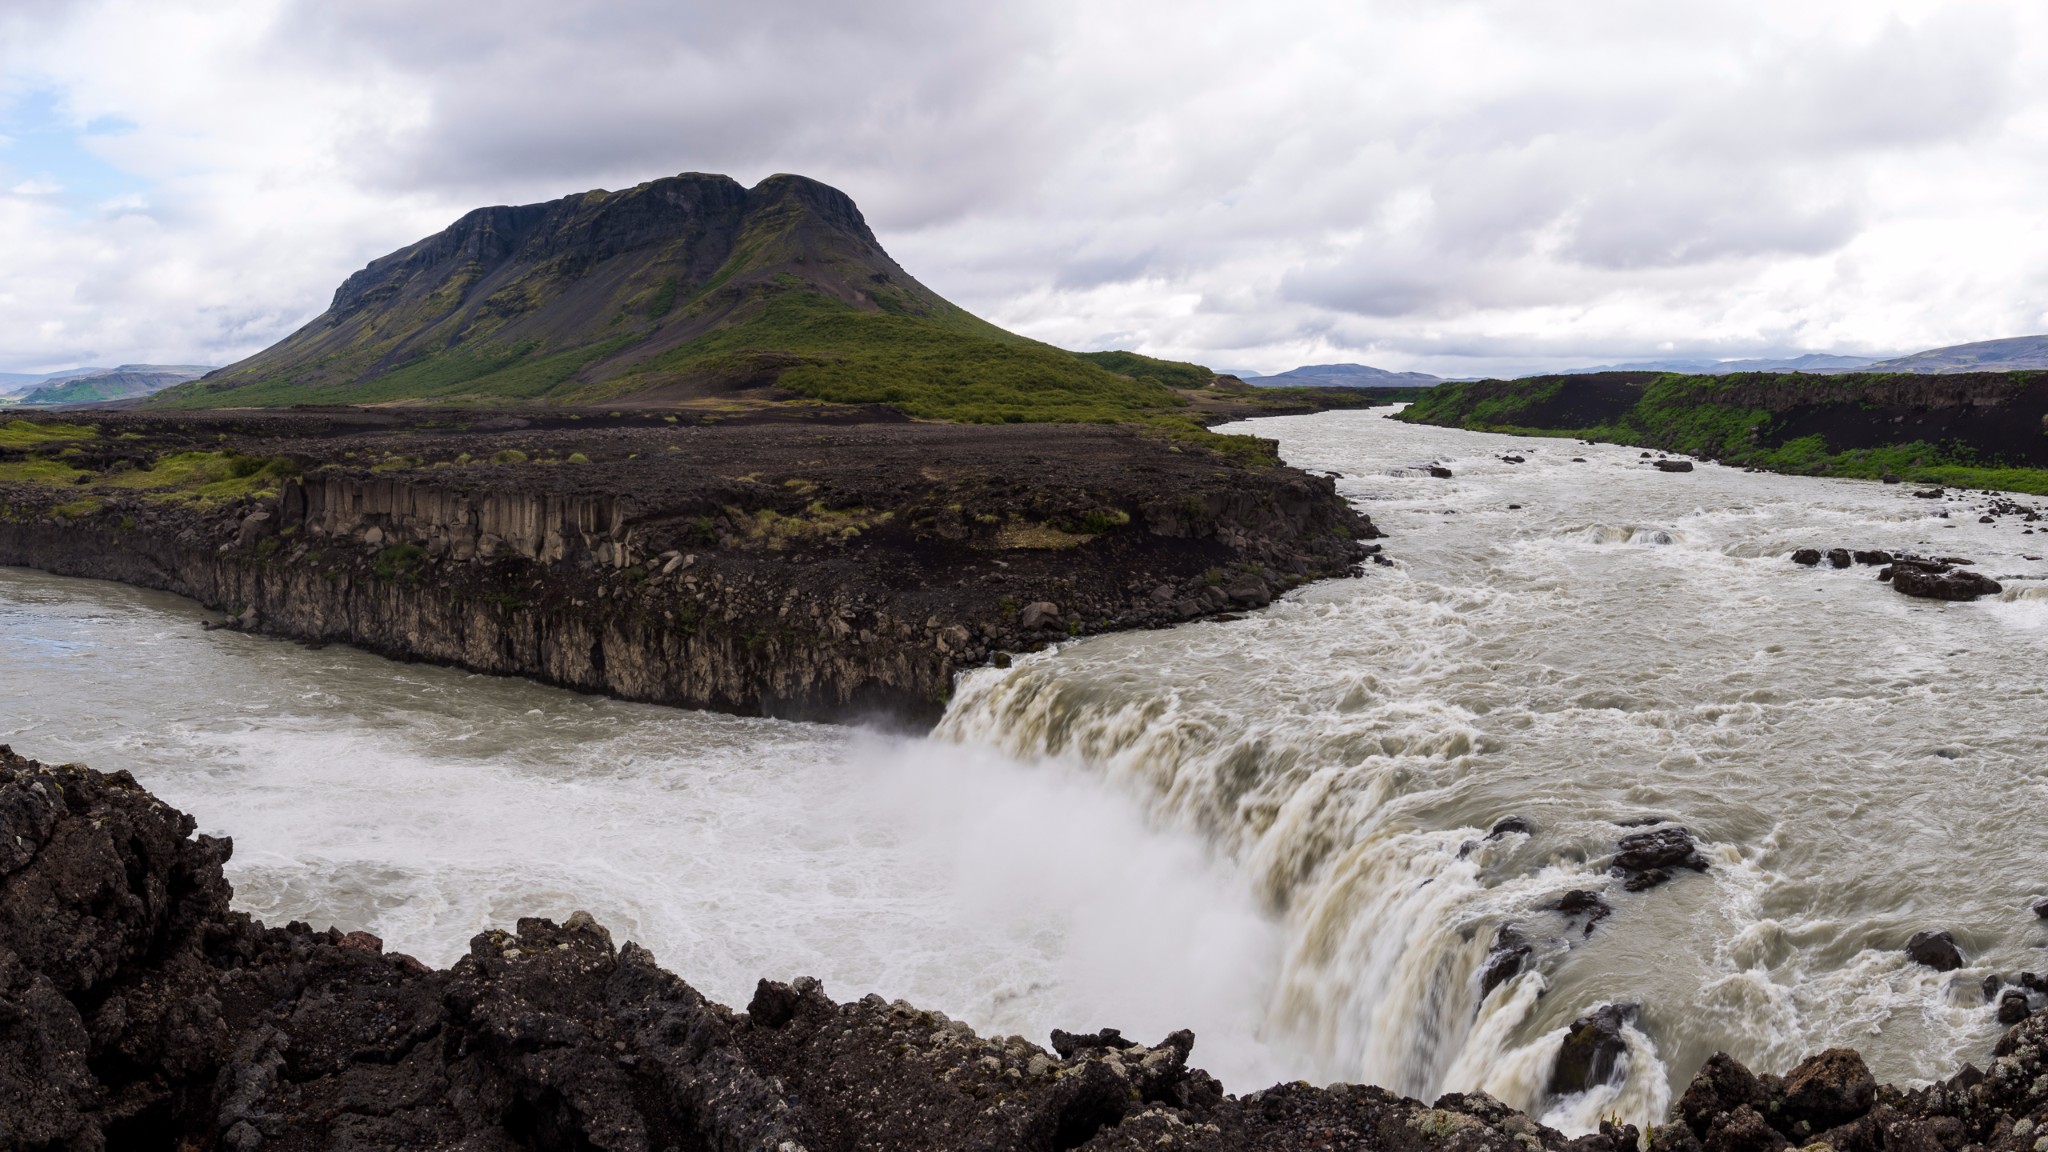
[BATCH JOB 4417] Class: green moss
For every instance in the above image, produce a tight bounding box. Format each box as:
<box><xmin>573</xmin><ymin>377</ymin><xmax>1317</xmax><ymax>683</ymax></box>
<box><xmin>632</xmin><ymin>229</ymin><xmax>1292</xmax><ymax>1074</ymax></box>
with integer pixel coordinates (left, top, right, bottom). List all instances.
<box><xmin>1075</xmin><ymin>350</ymin><xmax>1215</xmax><ymax>390</ymax></box>
<box><xmin>0</xmin><ymin>420</ymin><xmax>95</xmax><ymax>447</ymax></box>
<box><xmin>375</xmin><ymin>543</ymin><xmax>428</xmax><ymax>581</ymax></box>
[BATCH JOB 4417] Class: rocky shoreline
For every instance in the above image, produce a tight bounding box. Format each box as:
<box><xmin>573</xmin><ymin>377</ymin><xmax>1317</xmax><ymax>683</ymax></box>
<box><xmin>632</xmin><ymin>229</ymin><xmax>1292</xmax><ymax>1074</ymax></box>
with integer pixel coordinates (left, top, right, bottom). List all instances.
<box><xmin>3</xmin><ymin>746</ymin><xmax>2045</xmax><ymax>1150</ymax></box>
<box><xmin>0</xmin><ymin>409</ymin><xmax>1379</xmax><ymax>726</ymax></box>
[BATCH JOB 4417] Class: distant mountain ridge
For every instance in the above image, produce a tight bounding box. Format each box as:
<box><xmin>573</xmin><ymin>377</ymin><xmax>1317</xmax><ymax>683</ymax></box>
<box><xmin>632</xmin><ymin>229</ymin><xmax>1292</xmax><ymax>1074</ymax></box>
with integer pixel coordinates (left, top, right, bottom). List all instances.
<box><xmin>1238</xmin><ymin>363</ymin><xmax>1441</xmax><ymax>388</ymax></box>
<box><xmin>1852</xmin><ymin>334</ymin><xmax>2048</xmax><ymax>374</ymax></box>
<box><xmin>1</xmin><ymin>365</ymin><xmax>213</xmax><ymax>406</ymax></box>
<box><xmin>1547</xmin><ymin>353</ymin><xmax>1878</xmax><ymax>376</ymax></box>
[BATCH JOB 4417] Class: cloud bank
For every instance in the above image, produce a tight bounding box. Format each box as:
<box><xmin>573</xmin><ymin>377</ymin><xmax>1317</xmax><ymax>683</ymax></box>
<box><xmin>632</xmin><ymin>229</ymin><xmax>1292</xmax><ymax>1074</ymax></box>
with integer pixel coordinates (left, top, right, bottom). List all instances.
<box><xmin>1</xmin><ymin>0</ymin><xmax>2042</xmax><ymax>377</ymax></box>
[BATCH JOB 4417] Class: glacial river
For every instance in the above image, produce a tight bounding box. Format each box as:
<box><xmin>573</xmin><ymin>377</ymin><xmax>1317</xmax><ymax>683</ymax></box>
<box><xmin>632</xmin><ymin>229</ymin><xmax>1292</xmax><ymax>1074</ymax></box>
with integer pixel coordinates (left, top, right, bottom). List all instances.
<box><xmin>4</xmin><ymin>408</ymin><xmax>2045</xmax><ymax>1132</ymax></box>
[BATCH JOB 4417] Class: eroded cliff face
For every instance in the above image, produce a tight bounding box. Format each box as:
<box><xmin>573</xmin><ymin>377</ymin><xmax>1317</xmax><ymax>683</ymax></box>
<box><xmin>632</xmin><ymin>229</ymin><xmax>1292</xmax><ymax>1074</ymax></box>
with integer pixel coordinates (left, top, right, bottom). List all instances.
<box><xmin>5</xmin><ymin>747</ymin><xmax>2046</xmax><ymax>1151</ymax></box>
<box><xmin>0</xmin><ymin>416</ymin><xmax>1379</xmax><ymax>725</ymax></box>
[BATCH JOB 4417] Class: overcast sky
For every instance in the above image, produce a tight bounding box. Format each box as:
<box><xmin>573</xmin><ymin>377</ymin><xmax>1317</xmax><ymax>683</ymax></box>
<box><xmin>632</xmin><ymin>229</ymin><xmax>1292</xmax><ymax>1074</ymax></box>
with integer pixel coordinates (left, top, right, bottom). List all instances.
<box><xmin>3</xmin><ymin>0</ymin><xmax>2046</xmax><ymax>377</ymax></box>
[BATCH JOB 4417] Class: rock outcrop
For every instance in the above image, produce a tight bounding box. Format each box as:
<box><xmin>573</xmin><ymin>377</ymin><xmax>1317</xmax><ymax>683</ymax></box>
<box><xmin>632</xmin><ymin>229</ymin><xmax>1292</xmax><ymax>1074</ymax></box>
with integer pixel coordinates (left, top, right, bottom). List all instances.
<box><xmin>6</xmin><ymin>746</ymin><xmax>2048</xmax><ymax>1150</ymax></box>
<box><xmin>0</xmin><ymin>411</ymin><xmax>1379</xmax><ymax>727</ymax></box>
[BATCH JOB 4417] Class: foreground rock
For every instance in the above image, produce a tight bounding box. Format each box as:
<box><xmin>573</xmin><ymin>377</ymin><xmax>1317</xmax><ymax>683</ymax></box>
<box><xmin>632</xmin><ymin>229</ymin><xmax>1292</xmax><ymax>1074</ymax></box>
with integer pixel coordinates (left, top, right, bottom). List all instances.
<box><xmin>5</xmin><ymin>746</ymin><xmax>2047</xmax><ymax>1150</ymax></box>
<box><xmin>6</xmin><ymin>745</ymin><xmax>1642</xmax><ymax>1152</ymax></box>
<box><xmin>1790</xmin><ymin>548</ymin><xmax>2006</xmax><ymax>602</ymax></box>
<box><xmin>0</xmin><ymin>411</ymin><xmax>1378</xmax><ymax>726</ymax></box>
<box><xmin>1652</xmin><ymin>1035</ymin><xmax>2048</xmax><ymax>1152</ymax></box>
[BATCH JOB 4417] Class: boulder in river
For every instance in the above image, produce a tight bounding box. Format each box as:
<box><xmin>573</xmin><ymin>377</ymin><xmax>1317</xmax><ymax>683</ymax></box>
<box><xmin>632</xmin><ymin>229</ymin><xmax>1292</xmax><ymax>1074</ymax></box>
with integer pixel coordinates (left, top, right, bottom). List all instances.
<box><xmin>1611</xmin><ymin>825</ymin><xmax>1711</xmax><ymax>891</ymax></box>
<box><xmin>1653</xmin><ymin>460</ymin><xmax>1694</xmax><ymax>473</ymax></box>
<box><xmin>1997</xmin><ymin>989</ymin><xmax>2032</xmax><ymax>1025</ymax></box>
<box><xmin>1891</xmin><ymin>568</ymin><xmax>2003</xmax><ymax>601</ymax></box>
<box><xmin>1792</xmin><ymin>549</ymin><xmax>1823</xmax><ymax>566</ymax></box>
<box><xmin>2034</xmin><ymin>897</ymin><xmax>2048</xmax><ymax>919</ymax></box>
<box><xmin>1479</xmin><ymin>925</ymin><xmax>1533</xmax><ymax>999</ymax></box>
<box><xmin>1826</xmin><ymin>548</ymin><xmax>1852</xmax><ymax>569</ymax></box>
<box><xmin>1427</xmin><ymin>465</ymin><xmax>1454</xmax><ymax>479</ymax></box>
<box><xmin>1851</xmin><ymin>549</ymin><xmax>1893</xmax><ymax>566</ymax></box>
<box><xmin>1549</xmin><ymin>1003</ymin><xmax>1637</xmax><ymax>1096</ymax></box>
<box><xmin>1539</xmin><ymin>888</ymin><xmax>1613</xmax><ymax>935</ymax></box>
<box><xmin>1904</xmin><ymin>929</ymin><xmax>1966</xmax><ymax>971</ymax></box>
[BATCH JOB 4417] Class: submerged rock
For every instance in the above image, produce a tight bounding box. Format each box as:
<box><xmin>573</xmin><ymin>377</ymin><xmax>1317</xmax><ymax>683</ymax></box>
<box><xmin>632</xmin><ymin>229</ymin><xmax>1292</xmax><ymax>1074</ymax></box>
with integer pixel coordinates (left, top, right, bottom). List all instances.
<box><xmin>1905</xmin><ymin>928</ymin><xmax>1966</xmax><ymax>971</ymax></box>
<box><xmin>1653</xmin><ymin>460</ymin><xmax>1694</xmax><ymax>473</ymax></box>
<box><xmin>1792</xmin><ymin>548</ymin><xmax>1822</xmax><ymax>566</ymax></box>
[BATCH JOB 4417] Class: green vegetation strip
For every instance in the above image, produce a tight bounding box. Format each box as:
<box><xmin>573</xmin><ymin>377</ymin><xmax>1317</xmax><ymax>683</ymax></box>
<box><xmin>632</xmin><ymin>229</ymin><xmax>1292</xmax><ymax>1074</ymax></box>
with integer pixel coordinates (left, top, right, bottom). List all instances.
<box><xmin>1400</xmin><ymin>373</ymin><xmax>2048</xmax><ymax>496</ymax></box>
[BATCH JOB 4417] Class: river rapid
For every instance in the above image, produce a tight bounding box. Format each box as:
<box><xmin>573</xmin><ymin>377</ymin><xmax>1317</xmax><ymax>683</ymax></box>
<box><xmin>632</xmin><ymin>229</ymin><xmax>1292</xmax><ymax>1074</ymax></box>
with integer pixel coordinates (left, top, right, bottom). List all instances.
<box><xmin>3</xmin><ymin>407</ymin><xmax>2045</xmax><ymax>1132</ymax></box>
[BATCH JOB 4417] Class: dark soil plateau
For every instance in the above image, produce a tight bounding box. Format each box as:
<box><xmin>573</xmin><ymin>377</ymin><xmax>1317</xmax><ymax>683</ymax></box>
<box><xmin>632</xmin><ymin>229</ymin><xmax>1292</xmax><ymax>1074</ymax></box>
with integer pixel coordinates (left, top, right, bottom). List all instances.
<box><xmin>0</xmin><ymin>409</ymin><xmax>1379</xmax><ymax>725</ymax></box>
<box><xmin>6</xmin><ymin>747</ymin><xmax>2048</xmax><ymax>1151</ymax></box>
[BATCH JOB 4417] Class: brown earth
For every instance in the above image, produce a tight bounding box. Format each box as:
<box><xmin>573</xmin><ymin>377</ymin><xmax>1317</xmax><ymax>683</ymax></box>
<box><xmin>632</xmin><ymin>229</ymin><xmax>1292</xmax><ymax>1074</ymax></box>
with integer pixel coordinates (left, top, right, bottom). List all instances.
<box><xmin>0</xmin><ymin>408</ymin><xmax>1381</xmax><ymax>726</ymax></box>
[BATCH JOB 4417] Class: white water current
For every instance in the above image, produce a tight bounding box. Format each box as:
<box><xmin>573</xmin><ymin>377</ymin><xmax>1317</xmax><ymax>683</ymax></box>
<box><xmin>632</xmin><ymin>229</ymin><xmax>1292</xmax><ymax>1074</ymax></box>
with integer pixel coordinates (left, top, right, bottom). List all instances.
<box><xmin>4</xmin><ymin>407</ymin><xmax>2046</xmax><ymax>1132</ymax></box>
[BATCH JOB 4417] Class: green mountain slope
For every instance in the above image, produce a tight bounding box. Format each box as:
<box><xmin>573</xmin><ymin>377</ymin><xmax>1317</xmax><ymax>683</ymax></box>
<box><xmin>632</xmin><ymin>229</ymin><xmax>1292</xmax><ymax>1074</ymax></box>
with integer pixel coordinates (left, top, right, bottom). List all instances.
<box><xmin>152</xmin><ymin>173</ymin><xmax>1197</xmax><ymax>424</ymax></box>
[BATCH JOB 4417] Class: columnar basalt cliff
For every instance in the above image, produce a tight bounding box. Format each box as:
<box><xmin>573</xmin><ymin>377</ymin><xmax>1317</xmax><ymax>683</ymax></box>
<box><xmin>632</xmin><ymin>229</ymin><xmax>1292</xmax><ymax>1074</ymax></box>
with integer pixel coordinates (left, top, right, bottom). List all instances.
<box><xmin>0</xmin><ymin>410</ymin><xmax>1380</xmax><ymax>725</ymax></box>
<box><xmin>5</xmin><ymin>747</ymin><xmax>2046</xmax><ymax>1150</ymax></box>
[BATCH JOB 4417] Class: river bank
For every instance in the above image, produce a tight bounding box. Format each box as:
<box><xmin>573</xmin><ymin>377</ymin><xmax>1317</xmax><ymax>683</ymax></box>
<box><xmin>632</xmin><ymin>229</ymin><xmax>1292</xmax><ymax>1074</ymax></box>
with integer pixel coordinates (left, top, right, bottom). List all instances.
<box><xmin>0</xmin><ymin>408</ymin><xmax>1379</xmax><ymax>725</ymax></box>
<box><xmin>3</xmin><ymin>744</ymin><xmax>2043</xmax><ymax>1151</ymax></box>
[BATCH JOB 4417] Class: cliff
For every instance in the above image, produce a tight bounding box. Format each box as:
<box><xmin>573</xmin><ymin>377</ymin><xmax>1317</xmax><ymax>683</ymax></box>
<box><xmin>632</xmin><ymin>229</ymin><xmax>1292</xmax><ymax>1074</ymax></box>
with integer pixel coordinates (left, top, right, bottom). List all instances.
<box><xmin>1397</xmin><ymin>371</ymin><xmax>2048</xmax><ymax>494</ymax></box>
<box><xmin>5</xmin><ymin>746</ymin><xmax>2045</xmax><ymax>1150</ymax></box>
<box><xmin>0</xmin><ymin>409</ymin><xmax>1380</xmax><ymax>726</ymax></box>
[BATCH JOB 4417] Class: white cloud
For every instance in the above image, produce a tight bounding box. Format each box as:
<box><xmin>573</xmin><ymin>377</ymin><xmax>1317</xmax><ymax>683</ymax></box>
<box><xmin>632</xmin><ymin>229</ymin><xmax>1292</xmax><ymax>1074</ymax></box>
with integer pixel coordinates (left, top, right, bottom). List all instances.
<box><xmin>0</xmin><ymin>0</ymin><xmax>2044</xmax><ymax>376</ymax></box>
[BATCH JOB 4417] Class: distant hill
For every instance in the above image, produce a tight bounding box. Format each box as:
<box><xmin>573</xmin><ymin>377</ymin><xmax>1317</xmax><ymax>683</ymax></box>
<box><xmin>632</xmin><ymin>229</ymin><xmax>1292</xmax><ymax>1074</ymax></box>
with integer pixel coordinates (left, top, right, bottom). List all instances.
<box><xmin>1547</xmin><ymin>353</ymin><xmax>1876</xmax><ymax>376</ymax></box>
<box><xmin>1240</xmin><ymin>363</ymin><xmax>1441</xmax><ymax>388</ymax></box>
<box><xmin>1851</xmin><ymin>334</ymin><xmax>2048</xmax><ymax>374</ymax></box>
<box><xmin>151</xmin><ymin>173</ymin><xmax>1210</xmax><ymax>425</ymax></box>
<box><xmin>9</xmin><ymin>365</ymin><xmax>213</xmax><ymax>407</ymax></box>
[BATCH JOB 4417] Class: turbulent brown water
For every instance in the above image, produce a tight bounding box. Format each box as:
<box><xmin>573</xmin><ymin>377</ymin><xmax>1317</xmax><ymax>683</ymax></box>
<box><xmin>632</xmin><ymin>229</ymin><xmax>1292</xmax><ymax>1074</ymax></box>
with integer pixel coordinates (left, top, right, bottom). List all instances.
<box><xmin>4</xmin><ymin>407</ymin><xmax>2045</xmax><ymax>1132</ymax></box>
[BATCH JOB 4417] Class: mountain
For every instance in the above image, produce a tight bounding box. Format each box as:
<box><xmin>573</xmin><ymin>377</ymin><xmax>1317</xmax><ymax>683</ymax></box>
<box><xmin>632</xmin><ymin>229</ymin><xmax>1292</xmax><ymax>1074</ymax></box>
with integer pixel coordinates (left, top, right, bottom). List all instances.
<box><xmin>1240</xmin><ymin>363</ymin><xmax>1441</xmax><ymax>388</ymax></box>
<box><xmin>9</xmin><ymin>365</ymin><xmax>213</xmax><ymax>407</ymax></box>
<box><xmin>152</xmin><ymin>173</ymin><xmax>1191</xmax><ymax>423</ymax></box>
<box><xmin>1850</xmin><ymin>334</ymin><xmax>2048</xmax><ymax>374</ymax></box>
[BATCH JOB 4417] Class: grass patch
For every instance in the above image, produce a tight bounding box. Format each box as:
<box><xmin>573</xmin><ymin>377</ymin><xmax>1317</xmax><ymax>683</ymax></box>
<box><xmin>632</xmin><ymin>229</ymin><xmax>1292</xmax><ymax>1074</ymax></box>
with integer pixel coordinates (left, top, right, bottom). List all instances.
<box><xmin>1402</xmin><ymin>372</ymin><xmax>2048</xmax><ymax>495</ymax></box>
<box><xmin>993</xmin><ymin>522</ymin><xmax>1094</xmax><ymax>550</ymax></box>
<box><xmin>737</xmin><ymin>503</ymin><xmax>892</xmax><ymax>549</ymax></box>
<box><xmin>0</xmin><ymin>420</ymin><xmax>96</xmax><ymax>447</ymax></box>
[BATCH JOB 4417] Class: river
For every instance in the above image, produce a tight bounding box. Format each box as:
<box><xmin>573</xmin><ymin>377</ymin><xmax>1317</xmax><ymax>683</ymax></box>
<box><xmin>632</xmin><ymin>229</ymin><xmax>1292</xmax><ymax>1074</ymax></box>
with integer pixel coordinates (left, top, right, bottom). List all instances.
<box><xmin>3</xmin><ymin>407</ymin><xmax>2044</xmax><ymax>1132</ymax></box>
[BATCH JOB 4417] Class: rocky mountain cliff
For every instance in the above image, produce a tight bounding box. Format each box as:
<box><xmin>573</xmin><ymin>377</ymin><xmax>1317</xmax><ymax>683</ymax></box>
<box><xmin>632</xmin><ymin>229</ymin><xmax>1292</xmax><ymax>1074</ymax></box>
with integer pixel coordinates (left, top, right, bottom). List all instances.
<box><xmin>154</xmin><ymin>174</ymin><xmax>1188</xmax><ymax>418</ymax></box>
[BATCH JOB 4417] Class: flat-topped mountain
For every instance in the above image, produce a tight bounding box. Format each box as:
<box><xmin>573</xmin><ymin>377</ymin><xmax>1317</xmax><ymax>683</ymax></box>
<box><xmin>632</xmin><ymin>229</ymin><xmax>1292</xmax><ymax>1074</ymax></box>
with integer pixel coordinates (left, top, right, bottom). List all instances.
<box><xmin>155</xmin><ymin>173</ymin><xmax>1203</xmax><ymax>422</ymax></box>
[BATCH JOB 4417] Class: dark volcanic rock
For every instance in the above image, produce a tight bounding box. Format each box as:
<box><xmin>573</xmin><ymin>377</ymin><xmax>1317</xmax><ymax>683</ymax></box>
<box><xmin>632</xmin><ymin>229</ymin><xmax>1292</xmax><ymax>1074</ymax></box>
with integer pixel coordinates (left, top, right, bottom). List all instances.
<box><xmin>1997</xmin><ymin>989</ymin><xmax>2032</xmax><ymax>1025</ymax></box>
<box><xmin>12</xmin><ymin>744</ymin><xmax>2048</xmax><ymax>1151</ymax></box>
<box><xmin>1653</xmin><ymin>460</ymin><xmax>1695</xmax><ymax>472</ymax></box>
<box><xmin>1611</xmin><ymin>826</ymin><xmax>1711</xmax><ymax>891</ymax></box>
<box><xmin>1778</xmin><ymin>1048</ymin><xmax>1877</xmax><ymax>1130</ymax></box>
<box><xmin>1891</xmin><ymin>568</ymin><xmax>2003</xmax><ymax>601</ymax></box>
<box><xmin>1550</xmin><ymin>1004</ymin><xmax>1637</xmax><ymax>1096</ymax></box>
<box><xmin>0</xmin><ymin>745</ymin><xmax>1675</xmax><ymax>1152</ymax></box>
<box><xmin>1792</xmin><ymin>549</ymin><xmax>1822</xmax><ymax>566</ymax></box>
<box><xmin>1428</xmin><ymin>464</ymin><xmax>1454</xmax><ymax>479</ymax></box>
<box><xmin>1826</xmin><ymin>548</ymin><xmax>1853</xmax><ymax>568</ymax></box>
<box><xmin>1480</xmin><ymin>926</ymin><xmax>1534</xmax><ymax>1000</ymax></box>
<box><xmin>1851</xmin><ymin>549</ymin><xmax>1893</xmax><ymax>566</ymax></box>
<box><xmin>1904</xmin><ymin>929</ymin><xmax>1966</xmax><ymax>971</ymax></box>
<box><xmin>1539</xmin><ymin>889</ymin><xmax>1614</xmax><ymax>936</ymax></box>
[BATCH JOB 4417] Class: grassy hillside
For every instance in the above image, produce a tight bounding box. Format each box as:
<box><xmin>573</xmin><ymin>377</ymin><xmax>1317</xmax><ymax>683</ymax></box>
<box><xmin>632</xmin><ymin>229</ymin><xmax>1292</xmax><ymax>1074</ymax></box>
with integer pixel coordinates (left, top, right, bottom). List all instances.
<box><xmin>1400</xmin><ymin>371</ymin><xmax>2048</xmax><ymax>494</ymax></box>
<box><xmin>151</xmin><ymin>173</ymin><xmax>1207</xmax><ymax>432</ymax></box>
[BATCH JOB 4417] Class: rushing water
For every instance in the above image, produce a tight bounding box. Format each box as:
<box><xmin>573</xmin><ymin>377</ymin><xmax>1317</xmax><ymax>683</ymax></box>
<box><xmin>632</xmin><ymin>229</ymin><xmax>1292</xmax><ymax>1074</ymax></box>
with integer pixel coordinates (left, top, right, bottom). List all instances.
<box><xmin>4</xmin><ymin>407</ymin><xmax>2047</xmax><ymax>1132</ymax></box>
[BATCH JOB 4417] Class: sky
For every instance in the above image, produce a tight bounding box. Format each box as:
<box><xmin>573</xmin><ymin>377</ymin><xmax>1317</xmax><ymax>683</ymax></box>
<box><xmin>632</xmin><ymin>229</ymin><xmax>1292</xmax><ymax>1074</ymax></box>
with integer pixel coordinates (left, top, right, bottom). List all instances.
<box><xmin>3</xmin><ymin>0</ymin><xmax>2047</xmax><ymax>378</ymax></box>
